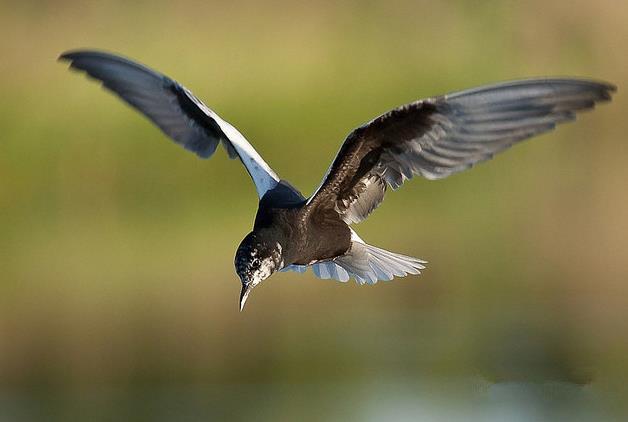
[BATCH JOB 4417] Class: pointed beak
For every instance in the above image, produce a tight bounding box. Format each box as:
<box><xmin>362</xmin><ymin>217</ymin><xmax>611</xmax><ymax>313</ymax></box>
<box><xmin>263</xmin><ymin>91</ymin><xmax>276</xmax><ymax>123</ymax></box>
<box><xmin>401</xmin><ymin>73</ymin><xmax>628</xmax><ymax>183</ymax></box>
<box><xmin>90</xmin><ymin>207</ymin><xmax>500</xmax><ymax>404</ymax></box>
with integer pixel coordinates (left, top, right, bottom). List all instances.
<box><xmin>239</xmin><ymin>284</ymin><xmax>252</xmax><ymax>312</ymax></box>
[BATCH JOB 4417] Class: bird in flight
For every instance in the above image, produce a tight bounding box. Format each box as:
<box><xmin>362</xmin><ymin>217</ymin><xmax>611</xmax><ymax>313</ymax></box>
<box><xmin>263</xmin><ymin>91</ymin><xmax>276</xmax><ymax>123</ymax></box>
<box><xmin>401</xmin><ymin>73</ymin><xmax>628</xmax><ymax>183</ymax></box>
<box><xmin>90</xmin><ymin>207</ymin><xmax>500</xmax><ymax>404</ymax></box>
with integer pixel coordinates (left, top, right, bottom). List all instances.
<box><xmin>60</xmin><ymin>50</ymin><xmax>615</xmax><ymax>310</ymax></box>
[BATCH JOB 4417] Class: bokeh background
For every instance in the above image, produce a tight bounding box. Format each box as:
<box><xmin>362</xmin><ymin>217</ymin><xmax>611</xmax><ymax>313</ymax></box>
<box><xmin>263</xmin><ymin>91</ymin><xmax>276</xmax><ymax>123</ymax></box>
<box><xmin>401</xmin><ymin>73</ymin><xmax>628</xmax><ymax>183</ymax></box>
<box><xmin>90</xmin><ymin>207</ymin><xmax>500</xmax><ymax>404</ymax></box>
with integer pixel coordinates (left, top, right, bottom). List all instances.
<box><xmin>1</xmin><ymin>0</ymin><xmax>627</xmax><ymax>420</ymax></box>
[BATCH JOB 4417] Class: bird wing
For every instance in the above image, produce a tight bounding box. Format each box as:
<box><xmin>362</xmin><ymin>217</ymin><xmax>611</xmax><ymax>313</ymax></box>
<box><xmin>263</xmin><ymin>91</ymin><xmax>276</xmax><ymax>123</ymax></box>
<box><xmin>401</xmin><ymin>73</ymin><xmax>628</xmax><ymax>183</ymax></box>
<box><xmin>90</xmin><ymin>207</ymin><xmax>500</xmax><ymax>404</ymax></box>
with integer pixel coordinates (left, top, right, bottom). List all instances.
<box><xmin>306</xmin><ymin>78</ymin><xmax>615</xmax><ymax>224</ymax></box>
<box><xmin>59</xmin><ymin>50</ymin><xmax>280</xmax><ymax>198</ymax></box>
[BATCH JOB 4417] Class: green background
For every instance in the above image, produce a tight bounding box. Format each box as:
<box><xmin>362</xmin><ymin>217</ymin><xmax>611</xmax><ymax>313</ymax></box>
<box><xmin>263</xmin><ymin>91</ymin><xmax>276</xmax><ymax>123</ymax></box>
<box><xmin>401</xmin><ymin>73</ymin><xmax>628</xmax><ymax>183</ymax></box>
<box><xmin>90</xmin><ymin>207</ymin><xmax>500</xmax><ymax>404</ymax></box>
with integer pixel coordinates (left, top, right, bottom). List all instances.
<box><xmin>1</xmin><ymin>0</ymin><xmax>627</xmax><ymax>419</ymax></box>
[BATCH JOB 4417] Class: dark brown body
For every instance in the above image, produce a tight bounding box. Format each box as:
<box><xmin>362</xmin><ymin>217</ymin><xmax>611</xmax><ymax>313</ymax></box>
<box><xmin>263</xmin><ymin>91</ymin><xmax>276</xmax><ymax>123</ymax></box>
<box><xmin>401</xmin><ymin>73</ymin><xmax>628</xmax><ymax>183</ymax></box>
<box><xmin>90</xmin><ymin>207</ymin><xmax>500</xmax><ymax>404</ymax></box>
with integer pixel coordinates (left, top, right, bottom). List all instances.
<box><xmin>252</xmin><ymin>181</ymin><xmax>351</xmax><ymax>267</ymax></box>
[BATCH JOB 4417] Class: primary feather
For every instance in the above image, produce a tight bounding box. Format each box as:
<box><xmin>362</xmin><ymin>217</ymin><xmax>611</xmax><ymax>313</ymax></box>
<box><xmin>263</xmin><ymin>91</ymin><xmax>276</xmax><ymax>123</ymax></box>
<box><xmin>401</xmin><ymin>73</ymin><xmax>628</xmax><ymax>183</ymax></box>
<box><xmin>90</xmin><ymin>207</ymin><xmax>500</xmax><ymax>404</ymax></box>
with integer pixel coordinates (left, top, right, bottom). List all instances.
<box><xmin>307</xmin><ymin>78</ymin><xmax>615</xmax><ymax>225</ymax></box>
<box><xmin>59</xmin><ymin>50</ymin><xmax>280</xmax><ymax>198</ymax></box>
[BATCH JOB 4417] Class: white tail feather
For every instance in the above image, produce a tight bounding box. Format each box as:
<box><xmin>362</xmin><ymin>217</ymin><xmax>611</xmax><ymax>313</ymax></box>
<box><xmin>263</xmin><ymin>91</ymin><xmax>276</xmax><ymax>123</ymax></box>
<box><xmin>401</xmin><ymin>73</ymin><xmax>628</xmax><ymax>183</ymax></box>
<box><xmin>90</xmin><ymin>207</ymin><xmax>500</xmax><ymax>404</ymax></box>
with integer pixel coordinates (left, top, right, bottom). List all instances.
<box><xmin>335</xmin><ymin>240</ymin><xmax>426</xmax><ymax>285</ymax></box>
<box><xmin>281</xmin><ymin>230</ymin><xmax>426</xmax><ymax>284</ymax></box>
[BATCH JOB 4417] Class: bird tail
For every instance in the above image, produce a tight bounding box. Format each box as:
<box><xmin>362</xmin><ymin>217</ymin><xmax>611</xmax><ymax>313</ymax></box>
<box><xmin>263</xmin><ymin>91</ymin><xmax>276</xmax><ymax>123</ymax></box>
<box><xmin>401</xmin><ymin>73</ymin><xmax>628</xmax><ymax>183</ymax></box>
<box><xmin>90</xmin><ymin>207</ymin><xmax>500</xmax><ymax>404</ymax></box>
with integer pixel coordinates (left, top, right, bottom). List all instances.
<box><xmin>334</xmin><ymin>233</ymin><xmax>427</xmax><ymax>285</ymax></box>
<box><xmin>280</xmin><ymin>230</ymin><xmax>426</xmax><ymax>284</ymax></box>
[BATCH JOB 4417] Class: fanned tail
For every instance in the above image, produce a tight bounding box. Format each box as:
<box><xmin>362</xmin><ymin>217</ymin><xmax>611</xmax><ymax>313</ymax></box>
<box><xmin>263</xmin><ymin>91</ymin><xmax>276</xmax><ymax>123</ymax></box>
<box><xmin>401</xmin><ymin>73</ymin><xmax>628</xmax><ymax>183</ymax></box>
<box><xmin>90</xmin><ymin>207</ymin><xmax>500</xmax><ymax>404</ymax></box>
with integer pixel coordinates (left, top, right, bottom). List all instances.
<box><xmin>280</xmin><ymin>230</ymin><xmax>426</xmax><ymax>285</ymax></box>
<box><xmin>334</xmin><ymin>239</ymin><xmax>427</xmax><ymax>285</ymax></box>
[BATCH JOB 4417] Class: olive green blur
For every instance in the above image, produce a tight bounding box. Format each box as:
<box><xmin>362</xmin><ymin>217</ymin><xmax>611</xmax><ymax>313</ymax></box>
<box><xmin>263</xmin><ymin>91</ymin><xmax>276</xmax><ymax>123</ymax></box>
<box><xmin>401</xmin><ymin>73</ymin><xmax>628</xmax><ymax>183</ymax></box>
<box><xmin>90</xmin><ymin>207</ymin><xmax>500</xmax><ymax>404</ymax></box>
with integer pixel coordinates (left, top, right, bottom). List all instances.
<box><xmin>1</xmin><ymin>0</ymin><xmax>627</xmax><ymax>419</ymax></box>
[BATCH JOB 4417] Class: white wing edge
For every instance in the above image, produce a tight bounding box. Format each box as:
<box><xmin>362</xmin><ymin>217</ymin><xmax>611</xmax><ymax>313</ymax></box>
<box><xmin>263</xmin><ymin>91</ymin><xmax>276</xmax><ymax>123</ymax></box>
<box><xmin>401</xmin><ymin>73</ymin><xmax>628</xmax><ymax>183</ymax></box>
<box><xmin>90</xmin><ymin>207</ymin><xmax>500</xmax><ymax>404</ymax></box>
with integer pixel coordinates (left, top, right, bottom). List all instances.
<box><xmin>183</xmin><ymin>87</ymin><xmax>280</xmax><ymax>198</ymax></box>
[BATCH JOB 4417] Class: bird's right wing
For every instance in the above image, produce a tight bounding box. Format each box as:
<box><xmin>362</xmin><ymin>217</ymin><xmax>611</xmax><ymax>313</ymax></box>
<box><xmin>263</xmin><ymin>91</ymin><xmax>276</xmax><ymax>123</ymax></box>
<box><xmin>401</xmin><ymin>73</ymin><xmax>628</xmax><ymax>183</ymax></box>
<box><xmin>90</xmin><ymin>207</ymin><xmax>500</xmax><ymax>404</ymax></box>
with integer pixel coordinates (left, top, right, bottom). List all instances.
<box><xmin>306</xmin><ymin>78</ymin><xmax>615</xmax><ymax>224</ymax></box>
<box><xmin>59</xmin><ymin>50</ymin><xmax>280</xmax><ymax>198</ymax></box>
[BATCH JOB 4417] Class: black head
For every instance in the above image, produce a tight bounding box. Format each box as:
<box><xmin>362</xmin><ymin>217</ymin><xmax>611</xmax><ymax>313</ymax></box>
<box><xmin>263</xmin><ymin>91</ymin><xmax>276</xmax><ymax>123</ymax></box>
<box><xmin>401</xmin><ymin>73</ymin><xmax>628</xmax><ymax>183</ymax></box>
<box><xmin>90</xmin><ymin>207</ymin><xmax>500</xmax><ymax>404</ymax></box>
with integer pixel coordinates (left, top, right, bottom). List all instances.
<box><xmin>234</xmin><ymin>232</ymin><xmax>283</xmax><ymax>311</ymax></box>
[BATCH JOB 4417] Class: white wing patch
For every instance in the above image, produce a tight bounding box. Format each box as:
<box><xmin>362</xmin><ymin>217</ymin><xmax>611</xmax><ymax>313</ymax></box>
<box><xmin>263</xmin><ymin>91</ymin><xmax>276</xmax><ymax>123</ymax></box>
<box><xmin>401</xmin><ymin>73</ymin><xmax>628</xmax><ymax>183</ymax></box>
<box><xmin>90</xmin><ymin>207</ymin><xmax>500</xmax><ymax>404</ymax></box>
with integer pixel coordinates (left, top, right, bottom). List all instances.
<box><xmin>280</xmin><ymin>261</ymin><xmax>350</xmax><ymax>282</ymax></box>
<box><xmin>182</xmin><ymin>88</ymin><xmax>280</xmax><ymax>198</ymax></box>
<box><xmin>280</xmin><ymin>264</ymin><xmax>307</xmax><ymax>273</ymax></box>
<box><xmin>312</xmin><ymin>261</ymin><xmax>351</xmax><ymax>282</ymax></box>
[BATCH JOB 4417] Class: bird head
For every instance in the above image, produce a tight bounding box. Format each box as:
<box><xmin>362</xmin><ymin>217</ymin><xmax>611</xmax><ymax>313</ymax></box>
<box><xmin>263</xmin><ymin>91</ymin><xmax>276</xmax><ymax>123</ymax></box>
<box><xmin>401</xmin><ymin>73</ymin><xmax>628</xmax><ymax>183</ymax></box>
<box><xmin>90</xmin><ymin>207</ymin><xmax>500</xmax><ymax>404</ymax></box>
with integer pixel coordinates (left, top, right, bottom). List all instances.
<box><xmin>234</xmin><ymin>232</ymin><xmax>283</xmax><ymax>311</ymax></box>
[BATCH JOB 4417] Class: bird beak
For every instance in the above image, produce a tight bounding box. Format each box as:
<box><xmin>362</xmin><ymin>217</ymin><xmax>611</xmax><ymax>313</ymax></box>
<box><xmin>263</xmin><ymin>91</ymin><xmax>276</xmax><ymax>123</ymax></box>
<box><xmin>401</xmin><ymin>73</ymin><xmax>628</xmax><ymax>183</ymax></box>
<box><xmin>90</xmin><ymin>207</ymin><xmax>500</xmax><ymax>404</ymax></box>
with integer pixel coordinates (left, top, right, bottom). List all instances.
<box><xmin>239</xmin><ymin>285</ymin><xmax>252</xmax><ymax>312</ymax></box>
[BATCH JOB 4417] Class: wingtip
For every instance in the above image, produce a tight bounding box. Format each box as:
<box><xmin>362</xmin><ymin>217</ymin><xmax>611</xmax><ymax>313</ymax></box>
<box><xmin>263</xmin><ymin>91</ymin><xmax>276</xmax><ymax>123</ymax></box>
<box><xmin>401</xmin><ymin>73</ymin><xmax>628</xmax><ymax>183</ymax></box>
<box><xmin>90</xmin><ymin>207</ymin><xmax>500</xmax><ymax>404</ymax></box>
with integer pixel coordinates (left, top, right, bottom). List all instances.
<box><xmin>603</xmin><ymin>82</ymin><xmax>618</xmax><ymax>100</ymax></box>
<box><xmin>576</xmin><ymin>78</ymin><xmax>617</xmax><ymax>93</ymax></box>
<box><xmin>58</xmin><ymin>51</ymin><xmax>72</xmax><ymax>63</ymax></box>
<box><xmin>57</xmin><ymin>49</ymin><xmax>119</xmax><ymax>64</ymax></box>
<box><xmin>590</xmin><ymin>79</ymin><xmax>617</xmax><ymax>99</ymax></box>
<box><xmin>58</xmin><ymin>49</ymin><xmax>85</xmax><ymax>63</ymax></box>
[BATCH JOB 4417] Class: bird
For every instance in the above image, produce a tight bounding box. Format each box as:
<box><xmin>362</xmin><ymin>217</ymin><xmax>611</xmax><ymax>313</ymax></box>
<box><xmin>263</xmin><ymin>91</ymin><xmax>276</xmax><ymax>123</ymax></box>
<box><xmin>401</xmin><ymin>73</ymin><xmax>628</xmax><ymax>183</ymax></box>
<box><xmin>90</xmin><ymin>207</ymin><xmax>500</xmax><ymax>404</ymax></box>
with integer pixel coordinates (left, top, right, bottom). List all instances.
<box><xmin>59</xmin><ymin>50</ymin><xmax>615</xmax><ymax>310</ymax></box>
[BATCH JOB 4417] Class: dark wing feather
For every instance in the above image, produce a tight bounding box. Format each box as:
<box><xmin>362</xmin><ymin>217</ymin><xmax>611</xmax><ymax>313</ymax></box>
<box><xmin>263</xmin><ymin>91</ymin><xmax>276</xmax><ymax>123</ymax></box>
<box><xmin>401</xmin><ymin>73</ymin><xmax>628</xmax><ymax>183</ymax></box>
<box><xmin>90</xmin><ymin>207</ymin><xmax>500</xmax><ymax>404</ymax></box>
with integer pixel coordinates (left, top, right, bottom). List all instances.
<box><xmin>307</xmin><ymin>79</ymin><xmax>615</xmax><ymax>223</ymax></box>
<box><xmin>59</xmin><ymin>50</ymin><xmax>279</xmax><ymax>198</ymax></box>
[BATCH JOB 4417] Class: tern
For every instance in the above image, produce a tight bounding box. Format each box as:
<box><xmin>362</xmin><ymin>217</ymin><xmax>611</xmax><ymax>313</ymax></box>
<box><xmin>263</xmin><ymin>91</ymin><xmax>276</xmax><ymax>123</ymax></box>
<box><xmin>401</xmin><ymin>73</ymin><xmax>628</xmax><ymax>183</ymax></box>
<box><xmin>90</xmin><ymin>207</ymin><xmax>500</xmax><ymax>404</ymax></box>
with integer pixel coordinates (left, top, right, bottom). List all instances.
<box><xmin>60</xmin><ymin>50</ymin><xmax>615</xmax><ymax>310</ymax></box>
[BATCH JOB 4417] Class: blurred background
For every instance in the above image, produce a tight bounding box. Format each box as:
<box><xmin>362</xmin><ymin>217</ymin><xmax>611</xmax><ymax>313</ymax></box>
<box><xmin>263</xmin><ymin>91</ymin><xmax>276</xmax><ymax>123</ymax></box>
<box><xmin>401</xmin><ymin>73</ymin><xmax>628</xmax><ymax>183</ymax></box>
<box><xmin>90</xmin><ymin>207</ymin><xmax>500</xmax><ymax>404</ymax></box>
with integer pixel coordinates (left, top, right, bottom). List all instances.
<box><xmin>1</xmin><ymin>0</ymin><xmax>627</xmax><ymax>420</ymax></box>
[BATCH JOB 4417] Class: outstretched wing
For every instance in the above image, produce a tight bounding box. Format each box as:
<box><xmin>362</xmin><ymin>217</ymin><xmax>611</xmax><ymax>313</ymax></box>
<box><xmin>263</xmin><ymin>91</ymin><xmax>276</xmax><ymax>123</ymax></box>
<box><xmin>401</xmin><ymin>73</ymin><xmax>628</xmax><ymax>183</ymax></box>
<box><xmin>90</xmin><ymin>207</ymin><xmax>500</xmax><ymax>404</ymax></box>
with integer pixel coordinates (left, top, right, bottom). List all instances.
<box><xmin>59</xmin><ymin>50</ymin><xmax>279</xmax><ymax>198</ymax></box>
<box><xmin>306</xmin><ymin>79</ymin><xmax>615</xmax><ymax>224</ymax></box>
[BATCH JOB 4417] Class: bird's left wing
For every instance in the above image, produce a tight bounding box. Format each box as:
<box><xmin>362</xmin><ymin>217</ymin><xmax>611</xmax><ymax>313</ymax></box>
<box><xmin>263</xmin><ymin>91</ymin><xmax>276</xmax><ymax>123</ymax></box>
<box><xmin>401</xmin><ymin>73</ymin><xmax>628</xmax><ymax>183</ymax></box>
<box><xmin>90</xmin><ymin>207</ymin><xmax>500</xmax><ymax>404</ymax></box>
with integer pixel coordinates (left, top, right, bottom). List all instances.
<box><xmin>306</xmin><ymin>78</ymin><xmax>615</xmax><ymax>223</ymax></box>
<box><xmin>59</xmin><ymin>50</ymin><xmax>279</xmax><ymax>198</ymax></box>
